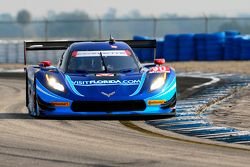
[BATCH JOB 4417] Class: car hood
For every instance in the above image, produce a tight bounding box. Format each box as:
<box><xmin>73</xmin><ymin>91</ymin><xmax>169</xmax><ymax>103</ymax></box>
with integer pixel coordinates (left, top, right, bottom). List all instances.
<box><xmin>65</xmin><ymin>73</ymin><xmax>144</xmax><ymax>100</ymax></box>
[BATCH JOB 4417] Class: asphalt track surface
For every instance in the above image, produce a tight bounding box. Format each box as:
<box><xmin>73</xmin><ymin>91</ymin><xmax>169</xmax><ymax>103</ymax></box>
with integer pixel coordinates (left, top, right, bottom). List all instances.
<box><xmin>0</xmin><ymin>77</ymin><xmax>250</xmax><ymax>167</ymax></box>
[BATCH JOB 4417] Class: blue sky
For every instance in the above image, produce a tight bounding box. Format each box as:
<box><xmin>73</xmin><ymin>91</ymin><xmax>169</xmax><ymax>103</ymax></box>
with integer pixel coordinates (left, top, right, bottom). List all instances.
<box><xmin>0</xmin><ymin>0</ymin><xmax>250</xmax><ymax>17</ymax></box>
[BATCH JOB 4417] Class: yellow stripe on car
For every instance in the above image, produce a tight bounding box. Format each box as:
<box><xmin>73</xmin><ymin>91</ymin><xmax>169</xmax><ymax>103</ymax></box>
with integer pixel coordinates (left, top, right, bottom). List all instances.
<box><xmin>148</xmin><ymin>100</ymin><xmax>166</xmax><ymax>105</ymax></box>
<box><xmin>51</xmin><ymin>102</ymin><xmax>70</xmax><ymax>107</ymax></box>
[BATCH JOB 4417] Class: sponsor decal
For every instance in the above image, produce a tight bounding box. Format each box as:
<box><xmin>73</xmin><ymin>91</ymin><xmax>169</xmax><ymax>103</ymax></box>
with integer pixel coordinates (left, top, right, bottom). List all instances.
<box><xmin>96</xmin><ymin>73</ymin><xmax>115</xmax><ymax>77</ymax></box>
<box><xmin>148</xmin><ymin>100</ymin><xmax>166</xmax><ymax>105</ymax></box>
<box><xmin>125</xmin><ymin>50</ymin><xmax>132</xmax><ymax>56</ymax></box>
<box><xmin>71</xmin><ymin>50</ymin><xmax>128</xmax><ymax>57</ymax></box>
<box><xmin>51</xmin><ymin>102</ymin><xmax>70</xmax><ymax>107</ymax></box>
<box><xmin>149</xmin><ymin>66</ymin><xmax>171</xmax><ymax>73</ymax></box>
<box><xmin>73</xmin><ymin>79</ymin><xmax>140</xmax><ymax>86</ymax></box>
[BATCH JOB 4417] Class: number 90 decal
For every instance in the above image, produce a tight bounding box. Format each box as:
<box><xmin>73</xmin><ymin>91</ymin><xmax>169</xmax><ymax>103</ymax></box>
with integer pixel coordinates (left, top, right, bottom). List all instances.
<box><xmin>149</xmin><ymin>66</ymin><xmax>171</xmax><ymax>73</ymax></box>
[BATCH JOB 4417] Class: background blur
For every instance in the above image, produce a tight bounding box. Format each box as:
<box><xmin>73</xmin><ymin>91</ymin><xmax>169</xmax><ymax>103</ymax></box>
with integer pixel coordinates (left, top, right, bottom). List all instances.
<box><xmin>0</xmin><ymin>0</ymin><xmax>250</xmax><ymax>64</ymax></box>
<box><xmin>1</xmin><ymin>13</ymin><xmax>250</xmax><ymax>40</ymax></box>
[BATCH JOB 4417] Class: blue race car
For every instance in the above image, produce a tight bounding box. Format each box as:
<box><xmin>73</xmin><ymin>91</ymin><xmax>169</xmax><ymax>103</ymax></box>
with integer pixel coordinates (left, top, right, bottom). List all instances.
<box><xmin>25</xmin><ymin>38</ymin><xmax>176</xmax><ymax>118</ymax></box>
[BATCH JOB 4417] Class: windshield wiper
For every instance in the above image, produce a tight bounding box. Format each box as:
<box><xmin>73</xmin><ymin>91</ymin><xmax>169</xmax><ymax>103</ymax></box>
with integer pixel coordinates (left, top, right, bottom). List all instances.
<box><xmin>100</xmin><ymin>52</ymin><xmax>108</xmax><ymax>73</ymax></box>
<box><xmin>119</xmin><ymin>68</ymin><xmax>134</xmax><ymax>73</ymax></box>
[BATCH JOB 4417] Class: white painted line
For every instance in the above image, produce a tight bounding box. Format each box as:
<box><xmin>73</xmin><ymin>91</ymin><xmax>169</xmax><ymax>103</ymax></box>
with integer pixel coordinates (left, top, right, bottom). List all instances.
<box><xmin>0</xmin><ymin>68</ymin><xmax>24</xmax><ymax>73</ymax></box>
<box><xmin>201</xmin><ymin>132</ymin><xmax>238</xmax><ymax>139</ymax></box>
<box><xmin>234</xmin><ymin>141</ymin><xmax>250</xmax><ymax>144</ymax></box>
<box><xmin>169</xmin><ymin>125</ymin><xmax>211</xmax><ymax>131</ymax></box>
<box><xmin>177</xmin><ymin>72</ymin><xmax>221</xmax><ymax>91</ymax></box>
<box><xmin>201</xmin><ymin>131</ymin><xmax>250</xmax><ymax>139</ymax></box>
<box><xmin>189</xmin><ymin>76</ymin><xmax>220</xmax><ymax>90</ymax></box>
<box><xmin>157</xmin><ymin>120</ymin><xmax>209</xmax><ymax>126</ymax></box>
<box><xmin>177</xmin><ymin>126</ymin><xmax>227</xmax><ymax>132</ymax></box>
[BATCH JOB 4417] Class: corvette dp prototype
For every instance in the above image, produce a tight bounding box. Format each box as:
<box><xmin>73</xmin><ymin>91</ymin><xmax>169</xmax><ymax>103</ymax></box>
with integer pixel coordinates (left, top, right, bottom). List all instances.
<box><xmin>25</xmin><ymin>39</ymin><xmax>176</xmax><ymax>117</ymax></box>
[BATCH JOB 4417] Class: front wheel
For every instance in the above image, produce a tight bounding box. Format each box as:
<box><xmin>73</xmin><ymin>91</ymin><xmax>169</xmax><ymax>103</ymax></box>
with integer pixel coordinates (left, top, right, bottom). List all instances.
<box><xmin>28</xmin><ymin>79</ymin><xmax>40</xmax><ymax>118</ymax></box>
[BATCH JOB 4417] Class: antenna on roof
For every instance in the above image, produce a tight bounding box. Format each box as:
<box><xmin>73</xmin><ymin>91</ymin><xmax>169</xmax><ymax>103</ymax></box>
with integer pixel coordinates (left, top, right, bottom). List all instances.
<box><xmin>109</xmin><ymin>34</ymin><xmax>115</xmax><ymax>44</ymax></box>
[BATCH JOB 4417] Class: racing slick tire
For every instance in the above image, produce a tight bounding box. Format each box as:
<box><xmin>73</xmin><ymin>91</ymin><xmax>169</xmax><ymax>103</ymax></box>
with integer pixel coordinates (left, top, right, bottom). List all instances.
<box><xmin>27</xmin><ymin>77</ymin><xmax>41</xmax><ymax>118</ymax></box>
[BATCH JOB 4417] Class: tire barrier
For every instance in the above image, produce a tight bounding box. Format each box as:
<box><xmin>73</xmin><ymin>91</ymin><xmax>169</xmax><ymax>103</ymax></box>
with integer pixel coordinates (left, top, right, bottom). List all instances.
<box><xmin>224</xmin><ymin>30</ymin><xmax>242</xmax><ymax>60</ymax></box>
<box><xmin>2</xmin><ymin>33</ymin><xmax>248</xmax><ymax>64</ymax></box>
<box><xmin>224</xmin><ymin>35</ymin><xmax>242</xmax><ymax>60</ymax></box>
<box><xmin>224</xmin><ymin>36</ymin><xmax>235</xmax><ymax>60</ymax></box>
<box><xmin>133</xmin><ymin>35</ymin><xmax>154</xmax><ymax>62</ymax></box>
<box><xmin>205</xmin><ymin>32</ymin><xmax>225</xmax><ymax>61</ymax></box>
<box><xmin>224</xmin><ymin>31</ymin><xmax>241</xmax><ymax>60</ymax></box>
<box><xmin>195</xmin><ymin>34</ymin><xmax>206</xmax><ymax>61</ymax></box>
<box><xmin>163</xmin><ymin>34</ymin><xmax>179</xmax><ymax>61</ymax></box>
<box><xmin>225</xmin><ymin>30</ymin><xmax>240</xmax><ymax>38</ymax></box>
<box><xmin>178</xmin><ymin>34</ymin><xmax>195</xmax><ymax>61</ymax></box>
<box><xmin>156</xmin><ymin>39</ymin><xmax>164</xmax><ymax>59</ymax></box>
<box><xmin>232</xmin><ymin>36</ymin><xmax>242</xmax><ymax>60</ymax></box>
<box><xmin>241</xmin><ymin>36</ymin><xmax>250</xmax><ymax>60</ymax></box>
<box><xmin>134</xmin><ymin>30</ymin><xmax>250</xmax><ymax>61</ymax></box>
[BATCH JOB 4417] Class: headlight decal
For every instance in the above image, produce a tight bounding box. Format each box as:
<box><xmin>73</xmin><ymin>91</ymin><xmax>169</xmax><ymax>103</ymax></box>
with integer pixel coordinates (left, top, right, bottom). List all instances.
<box><xmin>37</xmin><ymin>81</ymin><xmax>63</xmax><ymax>99</ymax></box>
<box><xmin>36</xmin><ymin>79</ymin><xmax>70</xmax><ymax>101</ymax></box>
<box><xmin>145</xmin><ymin>78</ymin><xmax>176</xmax><ymax>100</ymax></box>
<box><xmin>65</xmin><ymin>75</ymin><xmax>84</xmax><ymax>97</ymax></box>
<box><xmin>130</xmin><ymin>72</ymin><xmax>147</xmax><ymax>96</ymax></box>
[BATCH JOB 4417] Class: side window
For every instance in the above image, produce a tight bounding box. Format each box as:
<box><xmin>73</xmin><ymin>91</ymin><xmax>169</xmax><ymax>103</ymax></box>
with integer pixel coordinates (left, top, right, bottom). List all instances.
<box><xmin>58</xmin><ymin>48</ymin><xmax>69</xmax><ymax>71</ymax></box>
<box><xmin>57</xmin><ymin>52</ymin><xmax>64</xmax><ymax>68</ymax></box>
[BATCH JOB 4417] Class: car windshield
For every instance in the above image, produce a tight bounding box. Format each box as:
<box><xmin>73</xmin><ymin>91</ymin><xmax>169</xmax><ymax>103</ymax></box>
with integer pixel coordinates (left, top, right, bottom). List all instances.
<box><xmin>67</xmin><ymin>50</ymin><xmax>140</xmax><ymax>73</ymax></box>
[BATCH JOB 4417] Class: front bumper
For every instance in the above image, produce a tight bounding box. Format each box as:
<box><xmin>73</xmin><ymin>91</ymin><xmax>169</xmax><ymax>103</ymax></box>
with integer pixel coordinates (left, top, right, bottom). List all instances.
<box><xmin>36</xmin><ymin>79</ymin><xmax>176</xmax><ymax>117</ymax></box>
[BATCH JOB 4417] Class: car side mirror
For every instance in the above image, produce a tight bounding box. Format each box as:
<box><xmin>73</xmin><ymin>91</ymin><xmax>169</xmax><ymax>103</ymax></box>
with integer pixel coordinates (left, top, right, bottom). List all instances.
<box><xmin>154</xmin><ymin>59</ymin><xmax>165</xmax><ymax>65</ymax></box>
<box><xmin>39</xmin><ymin>60</ymin><xmax>52</xmax><ymax>67</ymax></box>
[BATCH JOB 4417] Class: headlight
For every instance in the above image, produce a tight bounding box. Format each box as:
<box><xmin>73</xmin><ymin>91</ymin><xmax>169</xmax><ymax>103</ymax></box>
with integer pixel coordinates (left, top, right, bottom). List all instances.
<box><xmin>149</xmin><ymin>74</ymin><xmax>166</xmax><ymax>92</ymax></box>
<box><xmin>46</xmin><ymin>74</ymin><xmax>65</xmax><ymax>92</ymax></box>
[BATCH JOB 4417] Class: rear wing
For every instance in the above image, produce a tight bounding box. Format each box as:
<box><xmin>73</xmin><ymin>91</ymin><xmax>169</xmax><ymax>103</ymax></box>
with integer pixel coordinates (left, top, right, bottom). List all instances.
<box><xmin>24</xmin><ymin>40</ymin><xmax>156</xmax><ymax>65</ymax></box>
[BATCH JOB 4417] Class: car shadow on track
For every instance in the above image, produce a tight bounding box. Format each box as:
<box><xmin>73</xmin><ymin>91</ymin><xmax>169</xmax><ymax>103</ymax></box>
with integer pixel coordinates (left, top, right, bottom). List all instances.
<box><xmin>0</xmin><ymin>113</ymin><xmax>31</xmax><ymax>119</ymax></box>
<box><xmin>38</xmin><ymin>115</ymin><xmax>175</xmax><ymax>121</ymax></box>
<box><xmin>0</xmin><ymin>113</ymin><xmax>174</xmax><ymax>121</ymax></box>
